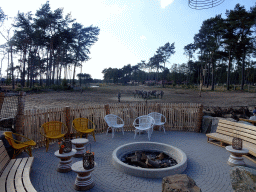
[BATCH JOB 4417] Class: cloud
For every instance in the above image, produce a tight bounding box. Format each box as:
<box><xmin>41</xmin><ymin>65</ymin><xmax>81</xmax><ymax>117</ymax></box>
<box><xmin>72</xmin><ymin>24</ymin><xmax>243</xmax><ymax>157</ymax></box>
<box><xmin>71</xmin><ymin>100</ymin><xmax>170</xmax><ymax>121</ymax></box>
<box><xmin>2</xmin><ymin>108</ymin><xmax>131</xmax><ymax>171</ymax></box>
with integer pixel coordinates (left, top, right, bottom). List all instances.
<box><xmin>140</xmin><ymin>35</ymin><xmax>147</xmax><ymax>40</ymax></box>
<box><xmin>159</xmin><ymin>0</ymin><xmax>174</xmax><ymax>9</ymax></box>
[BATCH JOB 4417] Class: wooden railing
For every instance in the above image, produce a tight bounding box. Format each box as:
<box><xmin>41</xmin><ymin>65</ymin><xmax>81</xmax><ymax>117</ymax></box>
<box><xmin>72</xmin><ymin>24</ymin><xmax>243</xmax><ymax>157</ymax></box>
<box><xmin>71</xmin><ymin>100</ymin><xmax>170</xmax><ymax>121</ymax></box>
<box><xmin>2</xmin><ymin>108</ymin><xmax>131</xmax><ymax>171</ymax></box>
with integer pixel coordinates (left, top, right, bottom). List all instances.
<box><xmin>22</xmin><ymin>103</ymin><xmax>203</xmax><ymax>147</ymax></box>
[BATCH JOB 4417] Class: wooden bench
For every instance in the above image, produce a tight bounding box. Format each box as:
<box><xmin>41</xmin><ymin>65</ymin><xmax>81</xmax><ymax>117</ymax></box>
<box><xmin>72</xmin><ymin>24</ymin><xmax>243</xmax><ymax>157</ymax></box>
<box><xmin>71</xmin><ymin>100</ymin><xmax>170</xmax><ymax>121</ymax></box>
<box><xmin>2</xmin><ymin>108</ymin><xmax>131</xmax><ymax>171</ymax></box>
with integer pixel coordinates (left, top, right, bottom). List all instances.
<box><xmin>0</xmin><ymin>140</ymin><xmax>37</xmax><ymax>192</ymax></box>
<box><xmin>239</xmin><ymin>118</ymin><xmax>256</xmax><ymax>126</ymax></box>
<box><xmin>206</xmin><ymin>119</ymin><xmax>256</xmax><ymax>163</ymax></box>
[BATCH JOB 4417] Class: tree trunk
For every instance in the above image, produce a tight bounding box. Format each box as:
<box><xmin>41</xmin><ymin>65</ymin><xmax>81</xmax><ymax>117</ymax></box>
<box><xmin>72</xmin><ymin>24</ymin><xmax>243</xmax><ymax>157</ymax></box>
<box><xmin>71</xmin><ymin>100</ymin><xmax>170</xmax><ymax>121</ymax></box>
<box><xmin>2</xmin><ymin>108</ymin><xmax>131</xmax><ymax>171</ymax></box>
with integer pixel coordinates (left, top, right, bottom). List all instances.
<box><xmin>227</xmin><ymin>50</ymin><xmax>232</xmax><ymax>90</ymax></box>
<box><xmin>11</xmin><ymin>46</ymin><xmax>15</xmax><ymax>90</ymax></box>
<box><xmin>49</xmin><ymin>42</ymin><xmax>53</xmax><ymax>86</ymax></box>
<box><xmin>241</xmin><ymin>47</ymin><xmax>245</xmax><ymax>90</ymax></box>
<box><xmin>22</xmin><ymin>49</ymin><xmax>26</xmax><ymax>87</ymax></box>
<box><xmin>72</xmin><ymin>62</ymin><xmax>77</xmax><ymax>86</ymax></box>
<box><xmin>211</xmin><ymin>58</ymin><xmax>215</xmax><ymax>91</ymax></box>
<box><xmin>46</xmin><ymin>50</ymin><xmax>49</xmax><ymax>86</ymax></box>
<box><xmin>207</xmin><ymin>60</ymin><xmax>210</xmax><ymax>88</ymax></box>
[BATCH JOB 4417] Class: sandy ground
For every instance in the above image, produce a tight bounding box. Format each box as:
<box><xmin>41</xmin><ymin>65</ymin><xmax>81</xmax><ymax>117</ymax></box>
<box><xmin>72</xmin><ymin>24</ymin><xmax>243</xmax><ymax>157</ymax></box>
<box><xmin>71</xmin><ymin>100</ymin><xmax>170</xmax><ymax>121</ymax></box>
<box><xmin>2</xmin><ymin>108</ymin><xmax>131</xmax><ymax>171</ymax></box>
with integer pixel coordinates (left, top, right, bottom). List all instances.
<box><xmin>24</xmin><ymin>85</ymin><xmax>256</xmax><ymax>110</ymax></box>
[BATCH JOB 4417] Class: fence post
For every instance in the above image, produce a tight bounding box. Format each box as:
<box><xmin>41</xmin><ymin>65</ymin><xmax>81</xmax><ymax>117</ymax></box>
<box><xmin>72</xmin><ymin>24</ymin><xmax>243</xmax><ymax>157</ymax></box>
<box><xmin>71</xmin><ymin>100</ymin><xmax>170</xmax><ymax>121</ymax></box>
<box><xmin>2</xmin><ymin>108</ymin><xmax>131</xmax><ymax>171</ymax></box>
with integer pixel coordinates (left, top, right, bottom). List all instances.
<box><xmin>0</xmin><ymin>92</ymin><xmax>5</xmax><ymax>114</ymax></box>
<box><xmin>65</xmin><ymin>106</ymin><xmax>71</xmax><ymax>139</ymax></box>
<box><xmin>104</xmin><ymin>104</ymin><xmax>111</xmax><ymax>133</ymax></box>
<box><xmin>105</xmin><ymin>104</ymin><xmax>110</xmax><ymax>115</ymax></box>
<box><xmin>15</xmin><ymin>92</ymin><xmax>26</xmax><ymax>136</ymax></box>
<box><xmin>195</xmin><ymin>104</ymin><xmax>203</xmax><ymax>133</ymax></box>
<box><xmin>156</xmin><ymin>103</ymin><xmax>161</xmax><ymax>113</ymax></box>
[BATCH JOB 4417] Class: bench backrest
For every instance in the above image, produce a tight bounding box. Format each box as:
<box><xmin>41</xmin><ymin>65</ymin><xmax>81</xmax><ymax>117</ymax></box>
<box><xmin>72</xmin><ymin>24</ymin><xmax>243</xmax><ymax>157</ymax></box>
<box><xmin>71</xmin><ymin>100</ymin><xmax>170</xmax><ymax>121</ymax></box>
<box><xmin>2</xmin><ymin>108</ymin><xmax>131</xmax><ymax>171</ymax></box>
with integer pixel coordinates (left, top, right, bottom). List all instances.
<box><xmin>0</xmin><ymin>140</ymin><xmax>10</xmax><ymax>175</ymax></box>
<box><xmin>217</xmin><ymin>119</ymin><xmax>256</xmax><ymax>145</ymax></box>
<box><xmin>239</xmin><ymin>118</ymin><xmax>256</xmax><ymax>126</ymax></box>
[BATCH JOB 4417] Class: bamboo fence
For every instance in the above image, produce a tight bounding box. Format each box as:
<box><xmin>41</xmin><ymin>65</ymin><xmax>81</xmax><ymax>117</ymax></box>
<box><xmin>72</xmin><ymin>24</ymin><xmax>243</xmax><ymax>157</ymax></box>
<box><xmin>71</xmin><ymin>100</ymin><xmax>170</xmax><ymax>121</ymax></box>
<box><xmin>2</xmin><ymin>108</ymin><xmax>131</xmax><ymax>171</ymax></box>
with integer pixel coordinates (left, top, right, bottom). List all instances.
<box><xmin>21</xmin><ymin>103</ymin><xmax>203</xmax><ymax>148</ymax></box>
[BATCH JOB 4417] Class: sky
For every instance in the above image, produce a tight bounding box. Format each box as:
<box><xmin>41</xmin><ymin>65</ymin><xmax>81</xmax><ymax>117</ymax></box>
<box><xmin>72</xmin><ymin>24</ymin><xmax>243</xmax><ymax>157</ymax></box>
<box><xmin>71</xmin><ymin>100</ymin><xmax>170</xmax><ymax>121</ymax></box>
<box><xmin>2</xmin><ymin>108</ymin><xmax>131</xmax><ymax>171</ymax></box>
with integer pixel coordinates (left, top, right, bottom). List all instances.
<box><xmin>0</xmin><ymin>0</ymin><xmax>256</xmax><ymax>80</ymax></box>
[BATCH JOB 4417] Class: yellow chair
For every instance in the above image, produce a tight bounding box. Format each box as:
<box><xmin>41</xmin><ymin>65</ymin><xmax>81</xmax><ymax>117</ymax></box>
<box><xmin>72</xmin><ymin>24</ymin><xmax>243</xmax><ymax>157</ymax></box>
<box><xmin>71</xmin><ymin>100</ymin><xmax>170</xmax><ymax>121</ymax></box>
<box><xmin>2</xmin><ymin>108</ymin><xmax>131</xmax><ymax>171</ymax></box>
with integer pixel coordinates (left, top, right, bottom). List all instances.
<box><xmin>72</xmin><ymin>118</ymin><xmax>96</xmax><ymax>141</ymax></box>
<box><xmin>40</xmin><ymin>121</ymin><xmax>68</xmax><ymax>152</ymax></box>
<box><xmin>4</xmin><ymin>131</ymin><xmax>36</xmax><ymax>159</ymax></box>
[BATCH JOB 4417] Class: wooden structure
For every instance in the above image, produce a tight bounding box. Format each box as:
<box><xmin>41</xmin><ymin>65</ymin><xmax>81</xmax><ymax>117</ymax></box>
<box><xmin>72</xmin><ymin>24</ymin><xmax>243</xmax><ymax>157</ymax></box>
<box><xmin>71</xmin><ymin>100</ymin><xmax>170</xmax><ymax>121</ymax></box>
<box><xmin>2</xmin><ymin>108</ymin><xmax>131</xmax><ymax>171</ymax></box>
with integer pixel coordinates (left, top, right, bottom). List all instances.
<box><xmin>21</xmin><ymin>103</ymin><xmax>203</xmax><ymax>148</ymax></box>
<box><xmin>206</xmin><ymin>119</ymin><xmax>256</xmax><ymax>163</ymax></box>
<box><xmin>40</xmin><ymin>121</ymin><xmax>68</xmax><ymax>152</ymax></box>
<box><xmin>3</xmin><ymin>131</ymin><xmax>36</xmax><ymax>159</ymax></box>
<box><xmin>0</xmin><ymin>140</ymin><xmax>36</xmax><ymax>191</ymax></box>
<box><xmin>0</xmin><ymin>92</ymin><xmax>25</xmax><ymax>133</ymax></box>
<box><xmin>239</xmin><ymin>118</ymin><xmax>256</xmax><ymax>126</ymax></box>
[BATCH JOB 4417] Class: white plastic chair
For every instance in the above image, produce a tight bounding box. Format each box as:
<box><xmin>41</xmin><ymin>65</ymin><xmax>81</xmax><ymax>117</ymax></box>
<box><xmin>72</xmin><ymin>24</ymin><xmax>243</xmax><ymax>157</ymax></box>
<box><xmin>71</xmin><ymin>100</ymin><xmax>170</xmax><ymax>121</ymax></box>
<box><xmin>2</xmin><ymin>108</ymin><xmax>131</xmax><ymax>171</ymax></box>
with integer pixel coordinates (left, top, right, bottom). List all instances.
<box><xmin>104</xmin><ymin>114</ymin><xmax>124</xmax><ymax>138</ymax></box>
<box><xmin>133</xmin><ymin>115</ymin><xmax>155</xmax><ymax>140</ymax></box>
<box><xmin>148</xmin><ymin>112</ymin><xmax>166</xmax><ymax>133</ymax></box>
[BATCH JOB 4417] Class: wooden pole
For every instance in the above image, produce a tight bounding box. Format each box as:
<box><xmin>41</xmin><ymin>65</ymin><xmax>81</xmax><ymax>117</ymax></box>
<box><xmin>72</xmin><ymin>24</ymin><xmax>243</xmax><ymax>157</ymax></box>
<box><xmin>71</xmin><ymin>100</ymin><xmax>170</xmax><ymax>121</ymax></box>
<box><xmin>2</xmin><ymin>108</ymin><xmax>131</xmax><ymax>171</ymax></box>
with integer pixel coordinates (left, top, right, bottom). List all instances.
<box><xmin>0</xmin><ymin>92</ymin><xmax>5</xmax><ymax>114</ymax></box>
<box><xmin>195</xmin><ymin>104</ymin><xmax>203</xmax><ymax>132</ymax></box>
<box><xmin>156</xmin><ymin>103</ymin><xmax>161</xmax><ymax>113</ymax></box>
<box><xmin>15</xmin><ymin>92</ymin><xmax>26</xmax><ymax>136</ymax></box>
<box><xmin>105</xmin><ymin>104</ymin><xmax>110</xmax><ymax>115</ymax></box>
<box><xmin>65</xmin><ymin>106</ymin><xmax>71</xmax><ymax>139</ymax></box>
<box><xmin>104</xmin><ymin>104</ymin><xmax>111</xmax><ymax>133</ymax></box>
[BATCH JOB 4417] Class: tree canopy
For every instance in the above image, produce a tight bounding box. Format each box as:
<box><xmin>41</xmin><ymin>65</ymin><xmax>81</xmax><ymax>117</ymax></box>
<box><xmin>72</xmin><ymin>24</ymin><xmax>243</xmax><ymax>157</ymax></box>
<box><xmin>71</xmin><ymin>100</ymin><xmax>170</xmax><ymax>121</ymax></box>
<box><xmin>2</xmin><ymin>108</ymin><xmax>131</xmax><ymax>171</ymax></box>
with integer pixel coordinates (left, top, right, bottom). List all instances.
<box><xmin>0</xmin><ymin>2</ymin><xmax>100</xmax><ymax>88</ymax></box>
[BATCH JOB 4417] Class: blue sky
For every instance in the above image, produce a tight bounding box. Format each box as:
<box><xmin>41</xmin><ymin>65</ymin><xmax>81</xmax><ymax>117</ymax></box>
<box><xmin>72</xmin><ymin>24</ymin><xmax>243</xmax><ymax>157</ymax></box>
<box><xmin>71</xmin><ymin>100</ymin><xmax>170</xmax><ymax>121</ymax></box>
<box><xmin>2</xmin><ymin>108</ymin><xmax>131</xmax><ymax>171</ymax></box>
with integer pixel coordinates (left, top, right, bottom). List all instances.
<box><xmin>0</xmin><ymin>0</ymin><xmax>256</xmax><ymax>79</ymax></box>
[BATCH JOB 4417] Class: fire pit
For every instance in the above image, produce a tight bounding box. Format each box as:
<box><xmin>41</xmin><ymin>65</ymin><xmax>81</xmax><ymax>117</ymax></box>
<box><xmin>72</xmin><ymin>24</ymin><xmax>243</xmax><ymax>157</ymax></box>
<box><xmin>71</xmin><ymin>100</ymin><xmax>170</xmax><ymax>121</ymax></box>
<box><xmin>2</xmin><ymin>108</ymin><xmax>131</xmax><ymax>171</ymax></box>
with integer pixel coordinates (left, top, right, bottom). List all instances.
<box><xmin>112</xmin><ymin>142</ymin><xmax>187</xmax><ymax>178</ymax></box>
<box><xmin>121</xmin><ymin>150</ymin><xmax>178</xmax><ymax>168</ymax></box>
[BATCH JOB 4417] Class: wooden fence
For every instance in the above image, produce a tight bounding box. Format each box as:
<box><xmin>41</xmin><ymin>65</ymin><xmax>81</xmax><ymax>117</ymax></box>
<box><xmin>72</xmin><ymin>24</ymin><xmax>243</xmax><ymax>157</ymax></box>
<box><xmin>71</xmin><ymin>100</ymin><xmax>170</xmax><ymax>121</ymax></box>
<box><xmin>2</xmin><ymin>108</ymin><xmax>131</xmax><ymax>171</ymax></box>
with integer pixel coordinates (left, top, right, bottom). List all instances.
<box><xmin>22</xmin><ymin>103</ymin><xmax>203</xmax><ymax>148</ymax></box>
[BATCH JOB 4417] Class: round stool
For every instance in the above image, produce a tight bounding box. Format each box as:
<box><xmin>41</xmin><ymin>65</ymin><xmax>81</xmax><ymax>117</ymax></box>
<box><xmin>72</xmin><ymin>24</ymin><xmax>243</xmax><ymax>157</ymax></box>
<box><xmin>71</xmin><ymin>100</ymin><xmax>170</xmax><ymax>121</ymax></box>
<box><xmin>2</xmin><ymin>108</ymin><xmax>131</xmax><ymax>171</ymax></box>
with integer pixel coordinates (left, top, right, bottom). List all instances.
<box><xmin>71</xmin><ymin>161</ymin><xmax>96</xmax><ymax>191</ymax></box>
<box><xmin>71</xmin><ymin>138</ymin><xmax>89</xmax><ymax>158</ymax></box>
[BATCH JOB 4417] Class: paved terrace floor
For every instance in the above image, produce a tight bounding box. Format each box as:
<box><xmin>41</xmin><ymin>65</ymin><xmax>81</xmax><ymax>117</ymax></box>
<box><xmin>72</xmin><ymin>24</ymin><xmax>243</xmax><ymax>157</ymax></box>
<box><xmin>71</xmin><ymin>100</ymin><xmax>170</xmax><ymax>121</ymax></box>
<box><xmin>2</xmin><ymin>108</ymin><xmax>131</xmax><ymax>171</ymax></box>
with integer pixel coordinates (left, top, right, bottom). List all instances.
<box><xmin>18</xmin><ymin>131</ymin><xmax>256</xmax><ymax>192</ymax></box>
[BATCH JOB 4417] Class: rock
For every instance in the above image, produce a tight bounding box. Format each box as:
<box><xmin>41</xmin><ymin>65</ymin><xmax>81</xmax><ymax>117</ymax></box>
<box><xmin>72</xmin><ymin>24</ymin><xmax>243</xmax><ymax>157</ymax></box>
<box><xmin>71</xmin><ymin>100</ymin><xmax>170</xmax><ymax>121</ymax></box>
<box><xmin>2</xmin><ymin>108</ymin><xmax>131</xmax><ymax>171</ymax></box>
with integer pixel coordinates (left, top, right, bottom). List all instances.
<box><xmin>162</xmin><ymin>174</ymin><xmax>201</xmax><ymax>192</ymax></box>
<box><xmin>201</xmin><ymin>116</ymin><xmax>212</xmax><ymax>134</ymax></box>
<box><xmin>202</xmin><ymin>116</ymin><xmax>237</xmax><ymax>133</ymax></box>
<box><xmin>230</xmin><ymin>166</ymin><xmax>256</xmax><ymax>192</ymax></box>
<box><xmin>238</xmin><ymin>121</ymin><xmax>254</xmax><ymax>126</ymax></box>
<box><xmin>223</xmin><ymin>114</ymin><xmax>233</xmax><ymax>119</ymax></box>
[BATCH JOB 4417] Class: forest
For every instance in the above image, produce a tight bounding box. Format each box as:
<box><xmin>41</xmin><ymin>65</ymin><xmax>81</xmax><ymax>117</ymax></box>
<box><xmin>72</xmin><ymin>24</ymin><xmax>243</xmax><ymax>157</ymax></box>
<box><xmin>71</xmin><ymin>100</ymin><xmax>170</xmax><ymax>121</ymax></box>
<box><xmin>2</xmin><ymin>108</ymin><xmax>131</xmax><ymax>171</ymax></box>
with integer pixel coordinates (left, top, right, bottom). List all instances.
<box><xmin>102</xmin><ymin>4</ymin><xmax>256</xmax><ymax>91</ymax></box>
<box><xmin>0</xmin><ymin>1</ymin><xmax>100</xmax><ymax>89</ymax></box>
<box><xmin>1</xmin><ymin>3</ymin><xmax>256</xmax><ymax>91</ymax></box>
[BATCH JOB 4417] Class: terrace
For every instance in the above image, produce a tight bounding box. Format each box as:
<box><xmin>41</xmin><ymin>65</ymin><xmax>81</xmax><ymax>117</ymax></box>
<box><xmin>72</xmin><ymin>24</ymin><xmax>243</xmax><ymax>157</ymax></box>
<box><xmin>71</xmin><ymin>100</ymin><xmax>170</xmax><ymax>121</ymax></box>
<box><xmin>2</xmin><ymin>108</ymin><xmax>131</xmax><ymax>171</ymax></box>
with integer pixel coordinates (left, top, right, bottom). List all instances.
<box><xmin>1</xmin><ymin>93</ymin><xmax>256</xmax><ymax>191</ymax></box>
<box><xmin>15</xmin><ymin>131</ymin><xmax>256</xmax><ymax>192</ymax></box>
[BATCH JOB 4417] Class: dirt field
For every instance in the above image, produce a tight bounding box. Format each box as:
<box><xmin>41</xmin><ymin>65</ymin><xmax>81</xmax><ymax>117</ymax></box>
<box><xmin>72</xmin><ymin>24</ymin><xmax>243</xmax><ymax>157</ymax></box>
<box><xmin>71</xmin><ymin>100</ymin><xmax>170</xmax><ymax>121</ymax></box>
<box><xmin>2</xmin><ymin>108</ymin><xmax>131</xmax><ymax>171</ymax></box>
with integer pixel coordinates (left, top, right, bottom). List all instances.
<box><xmin>24</xmin><ymin>85</ymin><xmax>256</xmax><ymax>111</ymax></box>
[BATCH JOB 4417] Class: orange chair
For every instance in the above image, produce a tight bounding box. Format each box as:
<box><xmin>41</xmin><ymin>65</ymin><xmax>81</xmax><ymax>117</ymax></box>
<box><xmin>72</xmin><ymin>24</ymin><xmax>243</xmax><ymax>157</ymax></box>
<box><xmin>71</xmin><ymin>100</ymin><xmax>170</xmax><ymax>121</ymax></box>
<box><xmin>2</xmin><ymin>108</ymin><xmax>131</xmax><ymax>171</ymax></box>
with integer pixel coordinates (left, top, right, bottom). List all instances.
<box><xmin>40</xmin><ymin>121</ymin><xmax>68</xmax><ymax>152</ymax></box>
<box><xmin>72</xmin><ymin>118</ymin><xmax>96</xmax><ymax>141</ymax></box>
<box><xmin>4</xmin><ymin>131</ymin><xmax>36</xmax><ymax>159</ymax></box>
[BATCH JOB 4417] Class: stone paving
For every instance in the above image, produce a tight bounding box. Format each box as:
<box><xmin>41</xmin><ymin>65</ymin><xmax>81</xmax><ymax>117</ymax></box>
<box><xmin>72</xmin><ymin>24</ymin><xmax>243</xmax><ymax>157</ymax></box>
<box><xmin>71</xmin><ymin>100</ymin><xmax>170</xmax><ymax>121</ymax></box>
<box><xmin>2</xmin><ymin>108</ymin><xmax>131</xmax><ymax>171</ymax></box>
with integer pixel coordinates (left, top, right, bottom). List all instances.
<box><xmin>18</xmin><ymin>131</ymin><xmax>256</xmax><ymax>192</ymax></box>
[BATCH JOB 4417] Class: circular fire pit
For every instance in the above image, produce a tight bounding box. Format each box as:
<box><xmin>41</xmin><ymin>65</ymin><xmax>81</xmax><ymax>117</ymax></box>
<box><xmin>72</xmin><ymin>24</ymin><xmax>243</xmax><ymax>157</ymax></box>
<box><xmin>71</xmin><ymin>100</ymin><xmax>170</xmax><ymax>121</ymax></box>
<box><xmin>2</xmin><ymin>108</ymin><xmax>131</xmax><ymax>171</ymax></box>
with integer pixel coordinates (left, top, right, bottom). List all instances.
<box><xmin>112</xmin><ymin>142</ymin><xmax>187</xmax><ymax>178</ymax></box>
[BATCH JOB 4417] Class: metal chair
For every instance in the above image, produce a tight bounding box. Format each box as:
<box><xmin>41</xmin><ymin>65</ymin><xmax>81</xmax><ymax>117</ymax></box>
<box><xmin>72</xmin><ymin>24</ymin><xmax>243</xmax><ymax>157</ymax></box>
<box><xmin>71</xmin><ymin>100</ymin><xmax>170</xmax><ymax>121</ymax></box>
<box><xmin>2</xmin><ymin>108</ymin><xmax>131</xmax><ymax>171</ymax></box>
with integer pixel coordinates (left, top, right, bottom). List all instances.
<box><xmin>72</xmin><ymin>118</ymin><xmax>96</xmax><ymax>141</ymax></box>
<box><xmin>133</xmin><ymin>115</ymin><xmax>155</xmax><ymax>140</ymax></box>
<box><xmin>4</xmin><ymin>131</ymin><xmax>36</xmax><ymax>159</ymax></box>
<box><xmin>40</xmin><ymin>121</ymin><xmax>68</xmax><ymax>152</ymax></box>
<box><xmin>104</xmin><ymin>114</ymin><xmax>124</xmax><ymax>138</ymax></box>
<box><xmin>148</xmin><ymin>112</ymin><xmax>166</xmax><ymax>133</ymax></box>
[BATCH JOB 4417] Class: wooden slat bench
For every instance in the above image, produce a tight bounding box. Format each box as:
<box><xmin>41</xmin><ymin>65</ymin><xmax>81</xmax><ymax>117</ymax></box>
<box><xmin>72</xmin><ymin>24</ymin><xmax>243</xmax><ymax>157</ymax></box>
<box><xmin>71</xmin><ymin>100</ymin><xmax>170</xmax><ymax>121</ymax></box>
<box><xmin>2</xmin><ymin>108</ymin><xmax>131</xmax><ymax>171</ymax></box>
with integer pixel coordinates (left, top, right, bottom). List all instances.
<box><xmin>206</xmin><ymin>119</ymin><xmax>256</xmax><ymax>163</ymax></box>
<box><xmin>0</xmin><ymin>140</ymin><xmax>37</xmax><ymax>192</ymax></box>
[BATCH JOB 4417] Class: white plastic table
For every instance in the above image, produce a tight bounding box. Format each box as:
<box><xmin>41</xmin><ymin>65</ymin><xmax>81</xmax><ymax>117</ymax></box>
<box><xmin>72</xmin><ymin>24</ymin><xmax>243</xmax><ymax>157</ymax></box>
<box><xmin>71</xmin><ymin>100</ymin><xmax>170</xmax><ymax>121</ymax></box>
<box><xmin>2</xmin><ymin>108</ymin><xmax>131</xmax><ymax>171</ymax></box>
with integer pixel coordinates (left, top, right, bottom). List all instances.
<box><xmin>54</xmin><ymin>149</ymin><xmax>77</xmax><ymax>172</ymax></box>
<box><xmin>71</xmin><ymin>138</ymin><xmax>89</xmax><ymax>158</ymax></box>
<box><xmin>225</xmin><ymin>145</ymin><xmax>249</xmax><ymax>166</ymax></box>
<box><xmin>71</xmin><ymin>161</ymin><xmax>96</xmax><ymax>191</ymax></box>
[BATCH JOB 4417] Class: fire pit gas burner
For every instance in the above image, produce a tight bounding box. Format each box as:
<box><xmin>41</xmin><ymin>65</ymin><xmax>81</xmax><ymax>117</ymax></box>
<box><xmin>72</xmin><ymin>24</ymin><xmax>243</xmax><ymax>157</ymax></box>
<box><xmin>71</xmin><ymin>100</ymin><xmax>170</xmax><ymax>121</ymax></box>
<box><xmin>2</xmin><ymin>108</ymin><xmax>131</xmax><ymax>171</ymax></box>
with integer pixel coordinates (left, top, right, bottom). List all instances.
<box><xmin>121</xmin><ymin>150</ymin><xmax>177</xmax><ymax>169</ymax></box>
